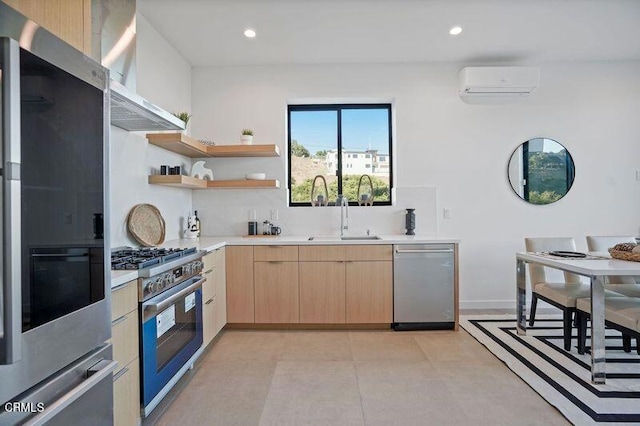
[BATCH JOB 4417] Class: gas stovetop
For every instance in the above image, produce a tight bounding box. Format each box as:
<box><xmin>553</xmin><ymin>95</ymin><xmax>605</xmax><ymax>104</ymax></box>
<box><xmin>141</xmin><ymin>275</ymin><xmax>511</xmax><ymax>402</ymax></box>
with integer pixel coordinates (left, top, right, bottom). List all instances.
<box><xmin>111</xmin><ymin>247</ymin><xmax>198</xmax><ymax>270</ymax></box>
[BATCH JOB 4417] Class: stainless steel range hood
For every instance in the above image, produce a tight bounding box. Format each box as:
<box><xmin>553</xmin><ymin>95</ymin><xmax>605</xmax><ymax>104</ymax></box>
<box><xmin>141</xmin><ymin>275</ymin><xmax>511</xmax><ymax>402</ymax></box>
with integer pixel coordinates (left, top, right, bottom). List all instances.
<box><xmin>94</xmin><ymin>0</ymin><xmax>184</xmax><ymax>131</ymax></box>
<box><xmin>110</xmin><ymin>80</ymin><xmax>184</xmax><ymax>131</ymax></box>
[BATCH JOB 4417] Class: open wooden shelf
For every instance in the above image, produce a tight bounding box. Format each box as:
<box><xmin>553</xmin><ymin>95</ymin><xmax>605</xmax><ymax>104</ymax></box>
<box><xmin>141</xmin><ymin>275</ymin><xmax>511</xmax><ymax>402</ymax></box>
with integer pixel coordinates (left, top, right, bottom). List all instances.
<box><xmin>206</xmin><ymin>179</ymin><xmax>280</xmax><ymax>189</ymax></box>
<box><xmin>149</xmin><ymin>176</ymin><xmax>280</xmax><ymax>190</ymax></box>
<box><xmin>146</xmin><ymin>133</ymin><xmax>208</xmax><ymax>158</ymax></box>
<box><xmin>146</xmin><ymin>133</ymin><xmax>280</xmax><ymax>158</ymax></box>
<box><xmin>207</xmin><ymin>144</ymin><xmax>280</xmax><ymax>157</ymax></box>
<box><xmin>148</xmin><ymin>175</ymin><xmax>208</xmax><ymax>189</ymax></box>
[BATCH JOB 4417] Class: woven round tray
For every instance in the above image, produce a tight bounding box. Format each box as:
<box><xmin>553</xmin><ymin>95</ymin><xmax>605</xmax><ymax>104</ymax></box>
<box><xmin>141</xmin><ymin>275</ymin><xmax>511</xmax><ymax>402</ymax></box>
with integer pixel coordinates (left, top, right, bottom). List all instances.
<box><xmin>608</xmin><ymin>248</ymin><xmax>640</xmax><ymax>262</ymax></box>
<box><xmin>127</xmin><ymin>204</ymin><xmax>166</xmax><ymax>247</ymax></box>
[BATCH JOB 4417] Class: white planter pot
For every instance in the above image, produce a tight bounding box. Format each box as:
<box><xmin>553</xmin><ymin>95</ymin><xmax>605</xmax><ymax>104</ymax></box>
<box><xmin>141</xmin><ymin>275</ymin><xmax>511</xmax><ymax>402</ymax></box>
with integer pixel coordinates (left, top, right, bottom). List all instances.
<box><xmin>240</xmin><ymin>135</ymin><xmax>253</xmax><ymax>145</ymax></box>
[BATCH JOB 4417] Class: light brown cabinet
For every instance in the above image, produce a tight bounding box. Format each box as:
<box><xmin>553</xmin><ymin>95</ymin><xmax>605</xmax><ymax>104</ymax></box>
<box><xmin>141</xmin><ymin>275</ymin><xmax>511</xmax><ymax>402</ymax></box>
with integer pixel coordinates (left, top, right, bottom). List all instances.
<box><xmin>254</xmin><ymin>261</ymin><xmax>299</xmax><ymax>323</ymax></box>
<box><xmin>213</xmin><ymin>247</ymin><xmax>227</xmax><ymax>335</ymax></box>
<box><xmin>3</xmin><ymin>0</ymin><xmax>91</xmax><ymax>55</ymax></box>
<box><xmin>299</xmin><ymin>261</ymin><xmax>346</xmax><ymax>323</ymax></box>
<box><xmin>202</xmin><ymin>251</ymin><xmax>216</xmax><ymax>347</ymax></box>
<box><xmin>111</xmin><ymin>279</ymin><xmax>140</xmax><ymax>426</ymax></box>
<box><xmin>113</xmin><ymin>359</ymin><xmax>140</xmax><ymax>426</ymax></box>
<box><xmin>226</xmin><ymin>244</ymin><xmax>393</xmax><ymax>326</ymax></box>
<box><xmin>226</xmin><ymin>246</ymin><xmax>254</xmax><ymax>323</ymax></box>
<box><xmin>346</xmin><ymin>261</ymin><xmax>393</xmax><ymax>323</ymax></box>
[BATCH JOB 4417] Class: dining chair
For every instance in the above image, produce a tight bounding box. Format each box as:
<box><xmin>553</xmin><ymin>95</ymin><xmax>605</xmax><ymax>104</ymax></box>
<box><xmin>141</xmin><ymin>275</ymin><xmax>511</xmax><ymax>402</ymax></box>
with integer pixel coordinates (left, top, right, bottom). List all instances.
<box><xmin>576</xmin><ymin>296</ymin><xmax>640</xmax><ymax>355</ymax></box>
<box><xmin>586</xmin><ymin>235</ymin><xmax>640</xmax><ymax>297</ymax></box>
<box><xmin>525</xmin><ymin>237</ymin><xmax>610</xmax><ymax>350</ymax></box>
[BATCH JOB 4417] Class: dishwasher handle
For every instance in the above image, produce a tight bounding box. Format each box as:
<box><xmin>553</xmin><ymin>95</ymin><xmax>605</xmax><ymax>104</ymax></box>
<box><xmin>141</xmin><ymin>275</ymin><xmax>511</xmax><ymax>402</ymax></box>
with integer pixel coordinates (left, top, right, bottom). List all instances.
<box><xmin>395</xmin><ymin>248</ymin><xmax>454</xmax><ymax>254</ymax></box>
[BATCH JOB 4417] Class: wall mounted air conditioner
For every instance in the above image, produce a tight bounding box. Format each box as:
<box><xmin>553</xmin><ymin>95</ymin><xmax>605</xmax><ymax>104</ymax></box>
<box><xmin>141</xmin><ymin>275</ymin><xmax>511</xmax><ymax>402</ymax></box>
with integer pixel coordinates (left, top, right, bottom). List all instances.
<box><xmin>459</xmin><ymin>66</ymin><xmax>540</xmax><ymax>96</ymax></box>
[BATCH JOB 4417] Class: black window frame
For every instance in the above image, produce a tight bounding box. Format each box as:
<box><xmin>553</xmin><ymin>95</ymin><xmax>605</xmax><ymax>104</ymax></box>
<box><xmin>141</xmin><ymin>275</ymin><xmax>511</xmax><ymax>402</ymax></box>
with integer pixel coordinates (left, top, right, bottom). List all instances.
<box><xmin>287</xmin><ymin>103</ymin><xmax>393</xmax><ymax>207</ymax></box>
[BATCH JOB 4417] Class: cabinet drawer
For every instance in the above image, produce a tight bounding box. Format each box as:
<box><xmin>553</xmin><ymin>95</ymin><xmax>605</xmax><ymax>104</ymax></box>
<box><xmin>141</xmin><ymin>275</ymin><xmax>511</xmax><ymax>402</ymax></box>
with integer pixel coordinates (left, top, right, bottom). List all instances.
<box><xmin>202</xmin><ymin>270</ymin><xmax>216</xmax><ymax>301</ymax></box>
<box><xmin>111</xmin><ymin>279</ymin><xmax>137</xmax><ymax>321</ymax></box>
<box><xmin>113</xmin><ymin>359</ymin><xmax>140</xmax><ymax>426</ymax></box>
<box><xmin>203</xmin><ymin>251</ymin><xmax>216</xmax><ymax>274</ymax></box>
<box><xmin>203</xmin><ymin>295</ymin><xmax>216</xmax><ymax>347</ymax></box>
<box><xmin>299</xmin><ymin>245</ymin><xmax>346</xmax><ymax>262</ymax></box>
<box><xmin>112</xmin><ymin>311</ymin><xmax>139</xmax><ymax>371</ymax></box>
<box><xmin>254</xmin><ymin>245</ymin><xmax>299</xmax><ymax>262</ymax></box>
<box><xmin>345</xmin><ymin>245</ymin><xmax>392</xmax><ymax>261</ymax></box>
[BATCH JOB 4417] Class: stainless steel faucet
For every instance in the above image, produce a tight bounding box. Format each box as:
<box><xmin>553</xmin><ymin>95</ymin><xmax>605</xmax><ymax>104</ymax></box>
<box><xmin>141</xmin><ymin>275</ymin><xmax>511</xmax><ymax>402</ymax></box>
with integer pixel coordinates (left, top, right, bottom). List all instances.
<box><xmin>338</xmin><ymin>195</ymin><xmax>349</xmax><ymax>236</ymax></box>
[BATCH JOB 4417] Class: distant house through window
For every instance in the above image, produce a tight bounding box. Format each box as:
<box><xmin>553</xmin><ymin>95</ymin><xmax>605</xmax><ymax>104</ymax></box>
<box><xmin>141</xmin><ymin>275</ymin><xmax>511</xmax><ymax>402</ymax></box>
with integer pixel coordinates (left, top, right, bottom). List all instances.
<box><xmin>287</xmin><ymin>104</ymin><xmax>393</xmax><ymax>206</ymax></box>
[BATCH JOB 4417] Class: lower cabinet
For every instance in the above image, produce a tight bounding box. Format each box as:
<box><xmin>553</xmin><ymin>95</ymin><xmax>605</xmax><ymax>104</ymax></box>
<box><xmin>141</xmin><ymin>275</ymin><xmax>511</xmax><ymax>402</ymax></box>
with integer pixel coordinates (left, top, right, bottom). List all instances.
<box><xmin>346</xmin><ymin>261</ymin><xmax>393</xmax><ymax>323</ymax></box>
<box><xmin>202</xmin><ymin>252</ymin><xmax>216</xmax><ymax>347</ymax></box>
<box><xmin>226</xmin><ymin>244</ymin><xmax>393</xmax><ymax>326</ymax></box>
<box><xmin>213</xmin><ymin>247</ymin><xmax>227</xmax><ymax>335</ymax></box>
<box><xmin>226</xmin><ymin>246</ymin><xmax>255</xmax><ymax>323</ymax></box>
<box><xmin>111</xmin><ymin>279</ymin><xmax>140</xmax><ymax>426</ymax></box>
<box><xmin>113</xmin><ymin>359</ymin><xmax>140</xmax><ymax>426</ymax></box>
<box><xmin>299</xmin><ymin>261</ymin><xmax>346</xmax><ymax>323</ymax></box>
<box><xmin>254</xmin><ymin>261</ymin><xmax>299</xmax><ymax>323</ymax></box>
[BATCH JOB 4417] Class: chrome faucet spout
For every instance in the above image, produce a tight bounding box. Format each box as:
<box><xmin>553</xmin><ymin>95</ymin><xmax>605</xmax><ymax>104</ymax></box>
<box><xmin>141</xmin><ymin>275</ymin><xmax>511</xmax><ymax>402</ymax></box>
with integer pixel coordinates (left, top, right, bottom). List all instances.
<box><xmin>338</xmin><ymin>195</ymin><xmax>349</xmax><ymax>237</ymax></box>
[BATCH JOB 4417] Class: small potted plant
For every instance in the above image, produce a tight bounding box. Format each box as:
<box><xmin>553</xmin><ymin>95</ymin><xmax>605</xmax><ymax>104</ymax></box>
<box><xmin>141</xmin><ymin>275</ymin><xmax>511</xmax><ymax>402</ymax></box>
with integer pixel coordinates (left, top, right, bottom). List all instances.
<box><xmin>240</xmin><ymin>129</ymin><xmax>254</xmax><ymax>145</ymax></box>
<box><xmin>173</xmin><ymin>112</ymin><xmax>192</xmax><ymax>134</ymax></box>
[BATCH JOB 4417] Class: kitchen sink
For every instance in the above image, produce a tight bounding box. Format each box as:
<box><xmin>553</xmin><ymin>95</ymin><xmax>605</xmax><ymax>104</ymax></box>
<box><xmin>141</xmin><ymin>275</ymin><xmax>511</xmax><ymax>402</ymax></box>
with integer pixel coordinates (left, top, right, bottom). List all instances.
<box><xmin>307</xmin><ymin>235</ymin><xmax>382</xmax><ymax>241</ymax></box>
<box><xmin>341</xmin><ymin>235</ymin><xmax>382</xmax><ymax>240</ymax></box>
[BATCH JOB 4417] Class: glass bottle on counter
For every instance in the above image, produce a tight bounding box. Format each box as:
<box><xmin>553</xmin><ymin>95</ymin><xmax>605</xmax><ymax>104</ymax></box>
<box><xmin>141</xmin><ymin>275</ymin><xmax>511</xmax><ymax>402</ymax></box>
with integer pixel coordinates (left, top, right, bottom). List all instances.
<box><xmin>194</xmin><ymin>210</ymin><xmax>201</xmax><ymax>237</ymax></box>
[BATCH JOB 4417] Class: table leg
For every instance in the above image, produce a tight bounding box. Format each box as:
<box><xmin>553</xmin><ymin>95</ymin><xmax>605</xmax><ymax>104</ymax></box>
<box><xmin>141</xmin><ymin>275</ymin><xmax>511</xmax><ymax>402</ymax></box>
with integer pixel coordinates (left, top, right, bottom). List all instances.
<box><xmin>516</xmin><ymin>258</ymin><xmax>527</xmax><ymax>335</ymax></box>
<box><xmin>590</xmin><ymin>275</ymin><xmax>606</xmax><ymax>384</ymax></box>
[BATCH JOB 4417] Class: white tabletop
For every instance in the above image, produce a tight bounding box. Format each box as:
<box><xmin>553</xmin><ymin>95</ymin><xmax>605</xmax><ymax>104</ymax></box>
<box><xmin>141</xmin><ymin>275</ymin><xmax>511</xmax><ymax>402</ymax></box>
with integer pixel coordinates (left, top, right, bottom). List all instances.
<box><xmin>516</xmin><ymin>252</ymin><xmax>640</xmax><ymax>276</ymax></box>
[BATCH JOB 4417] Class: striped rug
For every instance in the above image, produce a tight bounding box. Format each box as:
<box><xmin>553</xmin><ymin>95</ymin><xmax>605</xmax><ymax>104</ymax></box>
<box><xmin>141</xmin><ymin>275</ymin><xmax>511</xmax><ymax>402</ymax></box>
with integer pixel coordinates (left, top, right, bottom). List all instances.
<box><xmin>460</xmin><ymin>315</ymin><xmax>640</xmax><ymax>425</ymax></box>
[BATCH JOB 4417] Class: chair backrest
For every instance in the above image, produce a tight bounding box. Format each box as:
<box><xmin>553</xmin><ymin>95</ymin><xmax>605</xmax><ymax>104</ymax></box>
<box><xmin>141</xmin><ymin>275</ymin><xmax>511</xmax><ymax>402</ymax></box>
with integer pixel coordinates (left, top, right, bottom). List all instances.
<box><xmin>524</xmin><ymin>237</ymin><xmax>582</xmax><ymax>284</ymax></box>
<box><xmin>587</xmin><ymin>235</ymin><xmax>637</xmax><ymax>284</ymax></box>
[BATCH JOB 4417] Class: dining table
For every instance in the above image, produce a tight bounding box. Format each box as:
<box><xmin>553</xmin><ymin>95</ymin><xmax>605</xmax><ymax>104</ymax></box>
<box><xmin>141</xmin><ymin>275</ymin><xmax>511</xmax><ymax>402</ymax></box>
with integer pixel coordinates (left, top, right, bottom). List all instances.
<box><xmin>516</xmin><ymin>251</ymin><xmax>640</xmax><ymax>384</ymax></box>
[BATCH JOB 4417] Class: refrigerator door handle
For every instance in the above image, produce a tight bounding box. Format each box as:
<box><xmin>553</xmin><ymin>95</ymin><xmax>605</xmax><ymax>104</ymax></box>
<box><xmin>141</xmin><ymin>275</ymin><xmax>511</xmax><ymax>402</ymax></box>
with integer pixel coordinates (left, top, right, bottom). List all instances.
<box><xmin>22</xmin><ymin>359</ymin><xmax>117</xmax><ymax>426</ymax></box>
<box><xmin>1</xmin><ymin>36</ymin><xmax>22</xmax><ymax>365</ymax></box>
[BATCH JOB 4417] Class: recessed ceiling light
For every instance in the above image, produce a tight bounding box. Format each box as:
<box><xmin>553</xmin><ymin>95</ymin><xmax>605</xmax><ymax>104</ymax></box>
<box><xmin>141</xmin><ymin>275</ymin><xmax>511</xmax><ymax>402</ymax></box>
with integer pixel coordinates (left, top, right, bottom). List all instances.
<box><xmin>244</xmin><ymin>29</ymin><xmax>256</xmax><ymax>38</ymax></box>
<box><xmin>449</xmin><ymin>26</ymin><xmax>463</xmax><ymax>36</ymax></box>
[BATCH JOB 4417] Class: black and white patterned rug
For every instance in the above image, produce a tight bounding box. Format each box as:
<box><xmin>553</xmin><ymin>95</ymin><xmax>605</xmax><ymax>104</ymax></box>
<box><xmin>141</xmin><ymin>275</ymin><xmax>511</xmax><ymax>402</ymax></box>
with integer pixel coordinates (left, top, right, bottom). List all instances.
<box><xmin>460</xmin><ymin>315</ymin><xmax>640</xmax><ymax>425</ymax></box>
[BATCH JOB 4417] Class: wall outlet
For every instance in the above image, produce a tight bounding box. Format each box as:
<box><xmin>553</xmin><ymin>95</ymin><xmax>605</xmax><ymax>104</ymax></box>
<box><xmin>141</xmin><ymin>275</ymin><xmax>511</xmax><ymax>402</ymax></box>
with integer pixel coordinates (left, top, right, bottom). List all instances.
<box><xmin>270</xmin><ymin>209</ymin><xmax>279</xmax><ymax>220</ymax></box>
<box><xmin>636</xmin><ymin>170</ymin><xmax>640</xmax><ymax>181</ymax></box>
<box><xmin>443</xmin><ymin>208</ymin><xmax>451</xmax><ymax>219</ymax></box>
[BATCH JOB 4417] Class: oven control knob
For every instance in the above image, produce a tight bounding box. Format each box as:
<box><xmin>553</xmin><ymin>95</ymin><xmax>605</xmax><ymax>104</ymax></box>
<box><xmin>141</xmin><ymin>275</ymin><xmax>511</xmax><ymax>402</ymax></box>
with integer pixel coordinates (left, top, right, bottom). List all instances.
<box><xmin>185</xmin><ymin>264</ymin><xmax>192</xmax><ymax>274</ymax></box>
<box><xmin>194</xmin><ymin>261</ymin><xmax>203</xmax><ymax>273</ymax></box>
<box><xmin>146</xmin><ymin>280</ymin><xmax>157</xmax><ymax>293</ymax></box>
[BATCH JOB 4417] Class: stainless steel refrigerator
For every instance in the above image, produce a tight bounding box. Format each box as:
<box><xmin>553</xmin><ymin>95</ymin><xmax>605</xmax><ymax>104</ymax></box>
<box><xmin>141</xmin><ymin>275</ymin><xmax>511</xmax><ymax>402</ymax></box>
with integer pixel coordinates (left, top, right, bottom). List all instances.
<box><xmin>0</xmin><ymin>3</ymin><xmax>115</xmax><ymax>424</ymax></box>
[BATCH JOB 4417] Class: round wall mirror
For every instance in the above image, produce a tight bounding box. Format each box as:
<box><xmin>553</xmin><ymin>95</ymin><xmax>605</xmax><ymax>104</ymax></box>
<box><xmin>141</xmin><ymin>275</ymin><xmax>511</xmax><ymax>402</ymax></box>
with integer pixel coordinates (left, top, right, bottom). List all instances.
<box><xmin>507</xmin><ymin>138</ymin><xmax>575</xmax><ymax>205</ymax></box>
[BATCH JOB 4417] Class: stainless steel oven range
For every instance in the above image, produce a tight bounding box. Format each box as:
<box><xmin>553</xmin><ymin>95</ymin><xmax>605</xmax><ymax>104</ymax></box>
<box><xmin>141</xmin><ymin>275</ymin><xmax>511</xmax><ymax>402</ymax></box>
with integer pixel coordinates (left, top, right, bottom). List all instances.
<box><xmin>111</xmin><ymin>247</ymin><xmax>205</xmax><ymax>417</ymax></box>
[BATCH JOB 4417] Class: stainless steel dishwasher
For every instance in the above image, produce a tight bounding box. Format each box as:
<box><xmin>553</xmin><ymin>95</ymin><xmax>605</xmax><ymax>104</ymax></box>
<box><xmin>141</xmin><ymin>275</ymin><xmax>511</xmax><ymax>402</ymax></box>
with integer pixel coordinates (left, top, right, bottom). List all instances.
<box><xmin>393</xmin><ymin>244</ymin><xmax>455</xmax><ymax>330</ymax></box>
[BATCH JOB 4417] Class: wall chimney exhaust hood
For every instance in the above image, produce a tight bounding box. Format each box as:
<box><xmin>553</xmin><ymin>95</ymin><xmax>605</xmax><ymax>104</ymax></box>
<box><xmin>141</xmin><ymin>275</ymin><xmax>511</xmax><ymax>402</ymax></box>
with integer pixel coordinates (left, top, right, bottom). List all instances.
<box><xmin>94</xmin><ymin>0</ymin><xmax>183</xmax><ymax>131</ymax></box>
<box><xmin>110</xmin><ymin>80</ymin><xmax>184</xmax><ymax>131</ymax></box>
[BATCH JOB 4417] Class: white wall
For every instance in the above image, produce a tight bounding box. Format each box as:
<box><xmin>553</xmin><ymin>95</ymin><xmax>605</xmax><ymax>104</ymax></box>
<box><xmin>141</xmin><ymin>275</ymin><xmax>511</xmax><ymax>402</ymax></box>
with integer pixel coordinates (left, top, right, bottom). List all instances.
<box><xmin>190</xmin><ymin>61</ymin><xmax>640</xmax><ymax>308</ymax></box>
<box><xmin>109</xmin><ymin>13</ymin><xmax>192</xmax><ymax>247</ymax></box>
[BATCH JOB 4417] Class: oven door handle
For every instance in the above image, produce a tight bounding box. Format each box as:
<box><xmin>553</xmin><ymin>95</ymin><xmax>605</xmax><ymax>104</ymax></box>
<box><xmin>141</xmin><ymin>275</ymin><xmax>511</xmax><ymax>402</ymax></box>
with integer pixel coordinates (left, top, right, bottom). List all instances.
<box><xmin>147</xmin><ymin>277</ymin><xmax>206</xmax><ymax>313</ymax></box>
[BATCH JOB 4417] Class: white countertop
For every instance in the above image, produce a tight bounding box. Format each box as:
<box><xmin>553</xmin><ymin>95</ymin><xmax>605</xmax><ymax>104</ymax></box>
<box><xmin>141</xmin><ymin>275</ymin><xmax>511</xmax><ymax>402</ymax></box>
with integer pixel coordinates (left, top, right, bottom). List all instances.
<box><xmin>111</xmin><ymin>270</ymin><xmax>139</xmax><ymax>288</ymax></box>
<box><xmin>110</xmin><ymin>234</ymin><xmax>460</xmax><ymax>288</ymax></box>
<box><xmin>162</xmin><ymin>234</ymin><xmax>460</xmax><ymax>252</ymax></box>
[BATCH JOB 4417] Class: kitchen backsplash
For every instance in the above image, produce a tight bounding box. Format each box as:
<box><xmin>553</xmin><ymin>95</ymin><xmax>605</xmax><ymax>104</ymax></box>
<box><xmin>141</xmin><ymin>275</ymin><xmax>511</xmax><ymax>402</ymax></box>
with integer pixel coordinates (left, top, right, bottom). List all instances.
<box><xmin>192</xmin><ymin>186</ymin><xmax>437</xmax><ymax>237</ymax></box>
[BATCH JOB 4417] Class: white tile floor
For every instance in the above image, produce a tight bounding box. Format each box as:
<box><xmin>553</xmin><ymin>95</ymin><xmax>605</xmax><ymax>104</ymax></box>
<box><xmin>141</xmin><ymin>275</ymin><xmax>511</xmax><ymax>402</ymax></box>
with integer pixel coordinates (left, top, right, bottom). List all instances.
<box><xmin>146</xmin><ymin>324</ymin><xmax>569</xmax><ymax>426</ymax></box>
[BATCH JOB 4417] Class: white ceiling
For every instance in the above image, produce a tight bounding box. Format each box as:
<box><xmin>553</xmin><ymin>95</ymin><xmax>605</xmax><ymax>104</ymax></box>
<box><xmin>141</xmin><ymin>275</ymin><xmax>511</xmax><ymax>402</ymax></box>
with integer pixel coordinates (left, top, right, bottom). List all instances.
<box><xmin>137</xmin><ymin>0</ymin><xmax>640</xmax><ymax>67</ymax></box>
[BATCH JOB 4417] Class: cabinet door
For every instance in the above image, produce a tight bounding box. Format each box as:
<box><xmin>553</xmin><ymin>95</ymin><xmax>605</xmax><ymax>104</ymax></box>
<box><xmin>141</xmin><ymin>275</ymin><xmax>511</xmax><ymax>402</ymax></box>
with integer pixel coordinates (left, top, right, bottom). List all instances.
<box><xmin>213</xmin><ymin>248</ymin><xmax>227</xmax><ymax>334</ymax></box>
<box><xmin>113</xmin><ymin>359</ymin><xmax>140</xmax><ymax>426</ymax></box>
<box><xmin>299</xmin><ymin>261</ymin><xmax>346</xmax><ymax>323</ymax></box>
<box><xmin>203</xmin><ymin>295</ymin><xmax>216</xmax><ymax>347</ymax></box>
<box><xmin>346</xmin><ymin>261</ymin><xmax>392</xmax><ymax>323</ymax></box>
<box><xmin>111</xmin><ymin>310</ymin><xmax>139</xmax><ymax>372</ymax></box>
<box><xmin>254</xmin><ymin>262</ymin><xmax>299</xmax><ymax>323</ymax></box>
<box><xmin>226</xmin><ymin>246</ymin><xmax>254</xmax><ymax>323</ymax></box>
<box><xmin>111</xmin><ymin>279</ymin><xmax>137</xmax><ymax>321</ymax></box>
<box><xmin>3</xmin><ymin>0</ymin><xmax>90</xmax><ymax>54</ymax></box>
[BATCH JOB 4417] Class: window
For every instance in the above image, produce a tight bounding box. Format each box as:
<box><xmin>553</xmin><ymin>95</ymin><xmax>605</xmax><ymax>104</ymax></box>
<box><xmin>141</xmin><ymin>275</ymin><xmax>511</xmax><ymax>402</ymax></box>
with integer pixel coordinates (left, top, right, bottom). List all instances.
<box><xmin>288</xmin><ymin>104</ymin><xmax>392</xmax><ymax>206</ymax></box>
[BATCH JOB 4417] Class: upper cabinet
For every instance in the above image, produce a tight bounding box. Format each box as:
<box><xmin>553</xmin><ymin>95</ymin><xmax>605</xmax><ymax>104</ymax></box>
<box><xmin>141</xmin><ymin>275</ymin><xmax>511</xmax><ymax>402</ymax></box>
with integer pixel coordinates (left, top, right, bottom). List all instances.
<box><xmin>4</xmin><ymin>0</ymin><xmax>91</xmax><ymax>55</ymax></box>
